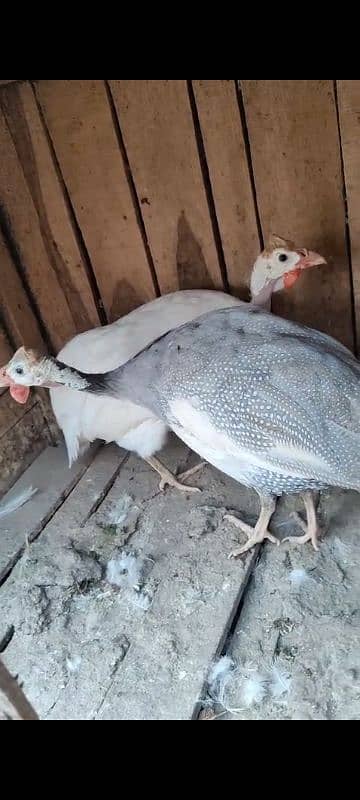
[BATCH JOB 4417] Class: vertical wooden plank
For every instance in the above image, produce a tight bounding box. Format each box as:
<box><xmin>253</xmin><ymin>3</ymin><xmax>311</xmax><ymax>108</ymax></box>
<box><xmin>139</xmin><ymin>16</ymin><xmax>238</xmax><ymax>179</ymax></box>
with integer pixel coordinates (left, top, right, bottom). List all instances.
<box><xmin>35</xmin><ymin>80</ymin><xmax>156</xmax><ymax>321</ymax></box>
<box><xmin>192</xmin><ymin>80</ymin><xmax>260</xmax><ymax>297</ymax></box>
<box><xmin>241</xmin><ymin>80</ymin><xmax>353</xmax><ymax>348</ymax></box>
<box><xmin>1</xmin><ymin>82</ymin><xmax>100</xmax><ymax>335</ymax></box>
<box><xmin>0</xmin><ymin>321</ymin><xmax>12</xmax><ymax>364</ymax></box>
<box><xmin>109</xmin><ymin>80</ymin><xmax>224</xmax><ymax>294</ymax></box>
<box><xmin>0</xmin><ymin>107</ymin><xmax>81</xmax><ymax>351</ymax></box>
<box><xmin>0</xmin><ymin>316</ymin><xmax>12</xmax><ymax>399</ymax></box>
<box><xmin>0</xmin><ymin>320</ymin><xmax>13</xmax><ymax>400</ymax></box>
<box><xmin>0</xmin><ymin>228</ymin><xmax>44</xmax><ymax>350</ymax></box>
<box><xmin>0</xmin><ymin>316</ymin><xmax>11</xmax><ymax>403</ymax></box>
<box><xmin>337</xmin><ymin>80</ymin><xmax>360</xmax><ymax>350</ymax></box>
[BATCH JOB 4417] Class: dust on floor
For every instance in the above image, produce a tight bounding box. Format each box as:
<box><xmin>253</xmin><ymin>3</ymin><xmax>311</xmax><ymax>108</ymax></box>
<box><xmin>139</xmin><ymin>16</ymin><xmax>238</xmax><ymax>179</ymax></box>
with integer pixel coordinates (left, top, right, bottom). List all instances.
<box><xmin>1</xmin><ymin>438</ymin><xmax>360</xmax><ymax>720</ymax></box>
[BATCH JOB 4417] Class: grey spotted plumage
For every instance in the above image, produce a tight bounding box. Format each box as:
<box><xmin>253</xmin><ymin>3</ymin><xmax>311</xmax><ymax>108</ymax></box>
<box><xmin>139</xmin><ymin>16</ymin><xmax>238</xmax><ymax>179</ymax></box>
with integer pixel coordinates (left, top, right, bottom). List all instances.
<box><xmin>85</xmin><ymin>306</ymin><xmax>360</xmax><ymax>499</ymax></box>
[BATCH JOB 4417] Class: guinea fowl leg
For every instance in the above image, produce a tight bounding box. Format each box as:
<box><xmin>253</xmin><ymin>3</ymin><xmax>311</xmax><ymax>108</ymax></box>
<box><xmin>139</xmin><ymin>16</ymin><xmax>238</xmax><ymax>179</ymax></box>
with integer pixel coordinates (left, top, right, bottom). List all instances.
<box><xmin>225</xmin><ymin>495</ymin><xmax>278</xmax><ymax>558</ymax></box>
<box><xmin>145</xmin><ymin>456</ymin><xmax>203</xmax><ymax>493</ymax></box>
<box><xmin>283</xmin><ymin>491</ymin><xmax>320</xmax><ymax>551</ymax></box>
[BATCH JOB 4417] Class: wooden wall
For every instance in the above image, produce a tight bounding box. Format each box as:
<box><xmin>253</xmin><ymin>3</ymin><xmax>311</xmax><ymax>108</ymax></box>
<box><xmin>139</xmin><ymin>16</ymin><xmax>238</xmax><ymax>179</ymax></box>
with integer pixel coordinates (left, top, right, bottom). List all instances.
<box><xmin>0</xmin><ymin>80</ymin><xmax>359</xmax><ymax>490</ymax></box>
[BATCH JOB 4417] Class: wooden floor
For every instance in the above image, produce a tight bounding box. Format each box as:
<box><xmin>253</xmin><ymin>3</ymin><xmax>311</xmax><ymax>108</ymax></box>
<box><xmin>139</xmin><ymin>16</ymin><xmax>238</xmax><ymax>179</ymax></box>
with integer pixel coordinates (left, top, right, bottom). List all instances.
<box><xmin>1</xmin><ymin>438</ymin><xmax>360</xmax><ymax>720</ymax></box>
<box><xmin>0</xmin><ymin>438</ymin><xmax>258</xmax><ymax>720</ymax></box>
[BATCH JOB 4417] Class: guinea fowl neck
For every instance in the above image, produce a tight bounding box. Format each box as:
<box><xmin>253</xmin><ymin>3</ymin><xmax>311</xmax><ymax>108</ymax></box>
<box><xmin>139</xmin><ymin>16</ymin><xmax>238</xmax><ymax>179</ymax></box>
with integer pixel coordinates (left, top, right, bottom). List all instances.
<box><xmin>55</xmin><ymin>359</ymin><xmax>140</xmax><ymax>403</ymax></box>
<box><xmin>53</xmin><ymin>360</ymin><xmax>119</xmax><ymax>395</ymax></box>
<box><xmin>250</xmin><ymin>282</ymin><xmax>273</xmax><ymax>310</ymax></box>
<box><xmin>61</xmin><ymin>351</ymin><xmax>161</xmax><ymax>416</ymax></box>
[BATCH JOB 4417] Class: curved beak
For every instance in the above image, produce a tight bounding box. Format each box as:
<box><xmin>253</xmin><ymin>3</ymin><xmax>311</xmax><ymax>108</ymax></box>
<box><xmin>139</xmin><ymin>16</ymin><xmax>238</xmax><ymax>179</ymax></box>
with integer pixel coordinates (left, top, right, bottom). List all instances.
<box><xmin>296</xmin><ymin>249</ymin><xmax>327</xmax><ymax>270</ymax></box>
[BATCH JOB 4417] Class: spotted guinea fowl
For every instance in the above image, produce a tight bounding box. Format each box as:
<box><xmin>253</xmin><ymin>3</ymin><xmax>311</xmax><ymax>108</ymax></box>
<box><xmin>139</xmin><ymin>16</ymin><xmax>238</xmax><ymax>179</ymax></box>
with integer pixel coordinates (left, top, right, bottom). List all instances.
<box><xmin>5</xmin><ymin>298</ymin><xmax>356</xmax><ymax>557</ymax></box>
<box><xmin>0</xmin><ymin>236</ymin><xmax>324</xmax><ymax>494</ymax></box>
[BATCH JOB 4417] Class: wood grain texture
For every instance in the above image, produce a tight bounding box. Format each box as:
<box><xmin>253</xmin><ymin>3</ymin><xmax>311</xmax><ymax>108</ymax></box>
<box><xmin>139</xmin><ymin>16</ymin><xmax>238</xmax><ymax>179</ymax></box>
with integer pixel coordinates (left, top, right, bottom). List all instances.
<box><xmin>109</xmin><ymin>80</ymin><xmax>224</xmax><ymax>294</ymax></box>
<box><xmin>35</xmin><ymin>80</ymin><xmax>156</xmax><ymax>321</ymax></box>
<box><xmin>0</xmin><ymin>320</ymin><xmax>12</xmax><ymax>399</ymax></box>
<box><xmin>193</xmin><ymin>80</ymin><xmax>260</xmax><ymax>297</ymax></box>
<box><xmin>241</xmin><ymin>80</ymin><xmax>353</xmax><ymax>348</ymax></box>
<box><xmin>0</xmin><ymin>321</ymin><xmax>12</xmax><ymax>364</ymax></box>
<box><xmin>0</xmin><ymin>392</ymin><xmax>37</xmax><ymax>439</ymax></box>
<box><xmin>0</xmin><ymin>403</ymin><xmax>51</xmax><ymax>496</ymax></box>
<box><xmin>0</xmin><ymin>228</ymin><xmax>44</xmax><ymax>351</ymax></box>
<box><xmin>0</xmin><ymin>443</ymin><xmax>100</xmax><ymax>582</ymax></box>
<box><xmin>0</xmin><ymin>105</ymin><xmax>81</xmax><ymax>351</ymax></box>
<box><xmin>336</xmin><ymin>80</ymin><xmax>360</xmax><ymax>350</ymax></box>
<box><xmin>0</xmin><ymin>439</ymin><xmax>257</xmax><ymax>720</ymax></box>
<box><xmin>1</xmin><ymin>82</ymin><xmax>99</xmax><ymax>337</ymax></box>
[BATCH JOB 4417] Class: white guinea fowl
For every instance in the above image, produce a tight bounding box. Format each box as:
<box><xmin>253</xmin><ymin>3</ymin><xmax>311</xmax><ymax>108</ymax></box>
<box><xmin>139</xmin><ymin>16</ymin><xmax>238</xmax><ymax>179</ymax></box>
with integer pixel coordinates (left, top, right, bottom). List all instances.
<box><xmin>0</xmin><ymin>236</ymin><xmax>324</xmax><ymax>494</ymax></box>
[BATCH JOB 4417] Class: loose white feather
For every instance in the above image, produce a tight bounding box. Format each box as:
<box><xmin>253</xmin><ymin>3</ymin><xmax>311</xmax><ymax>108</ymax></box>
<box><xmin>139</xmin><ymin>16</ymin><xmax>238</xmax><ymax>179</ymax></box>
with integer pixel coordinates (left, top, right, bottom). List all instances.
<box><xmin>268</xmin><ymin>662</ymin><xmax>292</xmax><ymax>699</ymax></box>
<box><xmin>107</xmin><ymin>494</ymin><xmax>134</xmax><ymax>527</ymax></box>
<box><xmin>207</xmin><ymin>656</ymin><xmax>234</xmax><ymax>704</ymax></box>
<box><xmin>106</xmin><ymin>552</ymin><xmax>142</xmax><ymax>590</ymax></box>
<box><xmin>241</xmin><ymin>672</ymin><xmax>267</xmax><ymax>707</ymax></box>
<box><xmin>132</xmin><ymin>590</ymin><xmax>153</xmax><ymax>611</ymax></box>
<box><xmin>0</xmin><ymin>486</ymin><xmax>38</xmax><ymax>520</ymax></box>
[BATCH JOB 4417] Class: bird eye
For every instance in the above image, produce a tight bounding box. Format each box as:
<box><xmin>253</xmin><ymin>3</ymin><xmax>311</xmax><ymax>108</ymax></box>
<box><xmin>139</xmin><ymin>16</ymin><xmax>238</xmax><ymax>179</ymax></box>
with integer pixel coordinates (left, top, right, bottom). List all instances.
<box><xmin>15</xmin><ymin>366</ymin><xmax>24</xmax><ymax>376</ymax></box>
<box><xmin>279</xmin><ymin>253</ymin><xmax>288</xmax><ymax>262</ymax></box>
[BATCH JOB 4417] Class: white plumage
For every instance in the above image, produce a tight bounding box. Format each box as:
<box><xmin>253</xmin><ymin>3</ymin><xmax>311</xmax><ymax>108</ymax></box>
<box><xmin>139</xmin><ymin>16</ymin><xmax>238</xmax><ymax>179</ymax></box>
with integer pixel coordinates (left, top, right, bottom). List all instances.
<box><xmin>51</xmin><ymin>290</ymin><xmax>242</xmax><ymax>469</ymax></box>
<box><xmin>50</xmin><ymin>235</ymin><xmax>324</xmax><ymax>482</ymax></box>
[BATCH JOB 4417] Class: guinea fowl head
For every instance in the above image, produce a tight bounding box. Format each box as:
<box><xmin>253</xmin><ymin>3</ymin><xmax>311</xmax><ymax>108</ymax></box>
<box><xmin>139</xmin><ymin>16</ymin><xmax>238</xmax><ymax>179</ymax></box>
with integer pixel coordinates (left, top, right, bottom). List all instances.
<box><xmin>250</xmin><ymin>234</ymin><xmax>326</xmax><ymax>305</ymax></box>
<box><xmin>1</xmin><ymin>346</ymin><xmax>90</xmax><ymax>399</ymax></box>
<box><xmin>0</xmin><ymin>347</ymin><xmax>43</xmax><ymax>403</ymax></box>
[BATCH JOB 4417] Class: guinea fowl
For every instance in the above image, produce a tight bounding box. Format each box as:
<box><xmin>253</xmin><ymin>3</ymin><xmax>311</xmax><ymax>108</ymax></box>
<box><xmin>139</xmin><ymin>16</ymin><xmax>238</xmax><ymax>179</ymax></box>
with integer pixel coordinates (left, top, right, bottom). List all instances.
<box><xmin>6</xmin><ymin>289</ymin><xmax>357</xmax><ymax>557</ymax></box>
<box><xmin>0</xmin><ymin>236</ymin><xmax>324</xmax><ymax>494</ymax></box>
